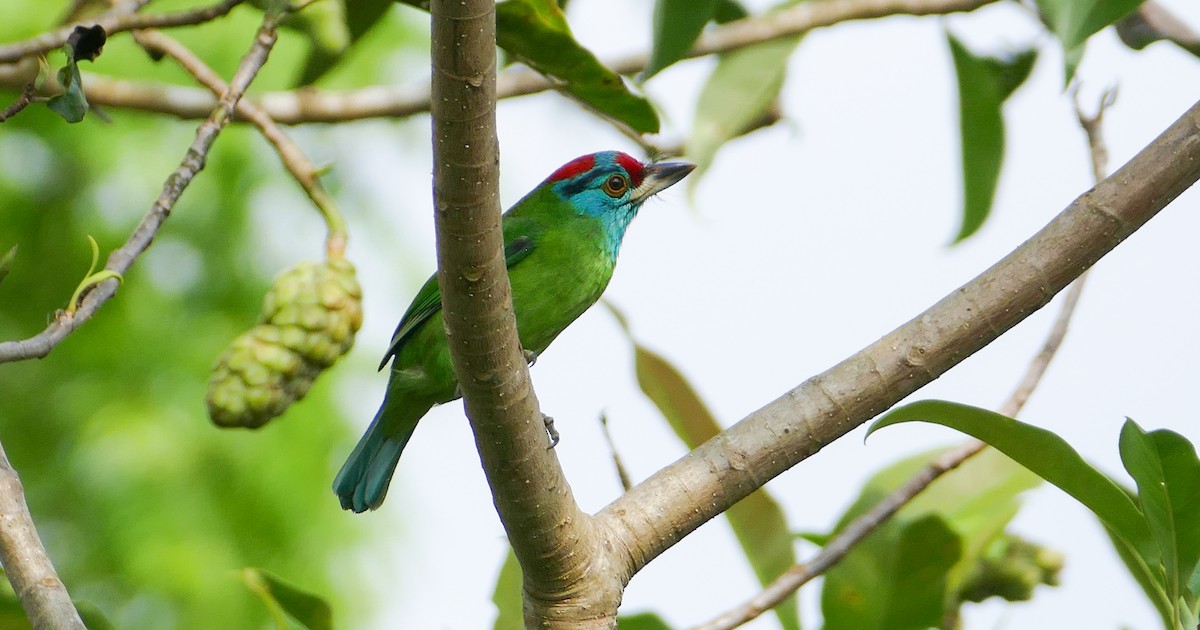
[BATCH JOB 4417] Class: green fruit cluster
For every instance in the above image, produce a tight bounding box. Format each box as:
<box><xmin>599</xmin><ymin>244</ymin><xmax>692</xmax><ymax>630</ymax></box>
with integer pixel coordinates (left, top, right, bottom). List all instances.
<box><xmin>207</xmin><ymin>258</ymin><xmax>362</xmax><ymax>428</ymax></box>
<box><xmin>958</xmin><ymin>534</ymin><xmax>1063</xmax><ymax>603</ymax></box>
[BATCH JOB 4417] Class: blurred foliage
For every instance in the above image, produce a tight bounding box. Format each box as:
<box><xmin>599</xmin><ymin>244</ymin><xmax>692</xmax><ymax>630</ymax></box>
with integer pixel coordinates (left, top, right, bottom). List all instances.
<box><xmin>821</xmin><ymin>444</ymin><xmax>1042</xmax><ymax>629</ymax></box>
<box><xmin>607</xmin><ymin>303</ymin><xmax>800</xmax><ymax>630</ymax></box>
<box><xmin>0</xmin><ymin>1</ymin><xmax>426</xmax><ymax>627</ymax></box>
<box><xmin>872</xmin><ymin>402</ymin><xmax>1200</xmax><ymax>630</ymax></box>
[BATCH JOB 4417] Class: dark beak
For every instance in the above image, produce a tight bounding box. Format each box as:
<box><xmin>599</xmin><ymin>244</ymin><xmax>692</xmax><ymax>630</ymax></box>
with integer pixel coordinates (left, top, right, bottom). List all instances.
<box><xmin>632</xmin><ymin>160</ymin><xmax>696</xmax><ymax>203</ymax></box>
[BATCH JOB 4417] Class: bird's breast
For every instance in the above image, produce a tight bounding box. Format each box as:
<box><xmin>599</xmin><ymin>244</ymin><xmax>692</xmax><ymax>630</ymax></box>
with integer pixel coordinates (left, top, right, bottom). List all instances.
<box><xmin>509</xmin><ymin>239</ymin><xmax>615</xmax><ymax>354</ymax></box>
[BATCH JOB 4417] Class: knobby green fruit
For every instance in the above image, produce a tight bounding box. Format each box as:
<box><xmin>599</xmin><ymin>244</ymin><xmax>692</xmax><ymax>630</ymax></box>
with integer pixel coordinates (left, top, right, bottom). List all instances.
<box><xmin>958</xmin><ymin>534</ymin><xmax>1063</xmax><ymax>603</ymax></box>
<box><xmin>207</xmin><ymin>258</ymin><xmax>362</xmax><ymax>428</ymax></box>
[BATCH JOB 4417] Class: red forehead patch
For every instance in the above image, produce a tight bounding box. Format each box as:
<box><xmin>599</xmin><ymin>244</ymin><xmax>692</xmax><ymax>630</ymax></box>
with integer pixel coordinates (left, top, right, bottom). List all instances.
<box><xmin>547</xmin><ymin>154</ymin><xmax>596</xmax><ymax>183</ymax></box>
<box><xmin>614</xmin><ymin>152</ymin><xmax>645</xmax><ymax>186</ymax></box>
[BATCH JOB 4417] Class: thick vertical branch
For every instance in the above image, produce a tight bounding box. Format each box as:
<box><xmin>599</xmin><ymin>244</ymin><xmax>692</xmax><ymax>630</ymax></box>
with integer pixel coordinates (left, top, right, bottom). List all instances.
<box><xmin>427</xmin><ymin>2</ymin><xmax>609</xmax><ymax>627</ymax></box>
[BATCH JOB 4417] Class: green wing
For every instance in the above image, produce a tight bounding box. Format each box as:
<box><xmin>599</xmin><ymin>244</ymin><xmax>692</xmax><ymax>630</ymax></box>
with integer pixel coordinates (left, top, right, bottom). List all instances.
<box><xmin>378</xmin><ymin>223</ymin><xmax>539</xmax><ymax>370</ymax></box>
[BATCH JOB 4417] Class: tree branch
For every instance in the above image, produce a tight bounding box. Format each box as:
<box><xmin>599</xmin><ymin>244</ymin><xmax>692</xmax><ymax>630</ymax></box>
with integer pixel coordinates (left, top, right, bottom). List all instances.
<box><xmin>693</xmin><ymin>243</ymin><xmax>1091</xmax><ymax>630</ymax></box>
<box><xmin>0</xmin><ymin>442</ymin><xmax>85</xmax><ymax>629</ymax></box>
<box><xmin>130</xmin><ymin>28</ymin><xmax>349</xmax><ymax>256</ymax></box>
<box><xmin>0</xmin><ymin>82</ymin><xmax>35</xmax><ymax>122</ymax></box>
<box><xmin>427</xmin><ymin>1</ymin><xmax>606</xmax><ymax>627</ymax></box>
<box><xmin>0</xmin><ymin>0</ymin><xmax>244</xmax><ymax>64</ymax></box>
<box><xmin>596</xmin><ymin>94</ymin><xmax>1200</xmax><ymax>582</ymax></box>
<box><xmin>0</xmin><ymin>4</ymin><xmax>287</xmax><ymax>364</ymax></box>
<box><xmin>0</xmin><ymin>0</ymin><xmax>995</xmax><ymax>124</ymax></box>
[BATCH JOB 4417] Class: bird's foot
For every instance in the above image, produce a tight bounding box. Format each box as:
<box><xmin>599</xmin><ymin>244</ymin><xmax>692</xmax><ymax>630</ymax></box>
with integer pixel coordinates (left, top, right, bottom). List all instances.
<box><xmin>523</xmin><ymin>348</ymin><xmax>539</xmax><ymax>367</ymax></box>
<box><xmin>543</xmin><ymin>414</ymin><xmax>559</xmax><ymax>449</ymax></box>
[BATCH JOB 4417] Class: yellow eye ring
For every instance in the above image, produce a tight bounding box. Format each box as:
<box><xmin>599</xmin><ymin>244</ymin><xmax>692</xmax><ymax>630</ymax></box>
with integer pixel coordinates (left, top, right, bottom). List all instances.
<box><xmin>602</xmin><ymin>174</ymin><xmax>628</xmax><ymax>198</ymax></box>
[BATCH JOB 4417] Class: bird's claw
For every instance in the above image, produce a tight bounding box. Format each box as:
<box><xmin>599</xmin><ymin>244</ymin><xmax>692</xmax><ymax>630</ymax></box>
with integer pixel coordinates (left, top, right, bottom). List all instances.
<box><xmin>523</xmin><ymin>348</ymin><xmax>539</xmax><ymax>367</ymax></box>
<box><xmin>543</xmin><ymin>414</ymin><xmax>559</xmax><ymax>449</ymax></box>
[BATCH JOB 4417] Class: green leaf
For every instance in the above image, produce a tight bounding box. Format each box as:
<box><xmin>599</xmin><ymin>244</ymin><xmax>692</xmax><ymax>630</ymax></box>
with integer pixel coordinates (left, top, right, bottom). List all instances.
<box><xmin>822</xmin><ymin>514</ymin><xmax>961</xmax><ymax>630</ymax></box>
<box><xmin>831</xmin><ymin>446</ymin><xmax>1040</xmax><ymax>604</ymax></box>
<box><xmin>686</xmin><ymin>34</ymin><xmax>797</xmax><ymax>193</ymax></box>
<box><xmin>713</xmin><ymin>0</ymin><xmax>749</xmax><ymax>23</ymax></box>
<box><xmin>496</xmin><ymin>0</ymin><xmax>659</xmax><ymax>133</ymax></box>
<box><xmin>47</xmin><ymin>53</ymin><xmax>89</xmax><ymax>123</ymax></box>
<box><xmin>635</xmin><ymin>345</ymin><xmax>800</xmax><ymax>630</ymax></box>
<box><xmin>1104</xmin><ymin>520</ymin><xmax>1177</xmax><ymax>630</ymax></box>
<box><xmin>240</xmin><ymin>568</ymin><xmax>332</xmax><ymax>630</ymax></box>
<box><xmin>0</xmin><ymin>245</ymin><xmax>15</xmax><ymax>288</ymax></box>
<box><xmin>642</xmin><ymin>0</ymin><xmax>718</xmax><ymax>82</ymax></box>
<box><xmin>1033</xmin><ymin>0</ymin><xmax>1146</xmax><ymax>50</ymax></box>
<box><xmin>869</xmin><ymin>401</ymin><xmax>1160</xmax><ymax>581</ymax></box>
<box><xmin>1063</xmin><ymin>42</ymin><xmax>1085</xmax><ymax>87</ymax></box>
<box><xmin>608</xmin><ymin>303</ymin><xmax>798</xmax><ymax>630</ymax></box>
<box><xmin>1119</xmin><ymin>421</ymin><xmax>1200</xmax><ymax>609</ymax></box>
<box><xmin>617</xmin><ymin>611</ymin><xmax>674</xmax><ymax>630</ymax></box>
<box><xmin>946</xmin><ymin>34</ymin><xmax>1037</xmax><ymax>242</ymax></box>
<box><xmin>491</xmin><ymin>548</ymin><xmax>523</xmax><ymax>630</ymax></box>
<box><xmin>298</xmin><ymin>0</ymin><xmax>394</xmax><ymax>85</ymax></box>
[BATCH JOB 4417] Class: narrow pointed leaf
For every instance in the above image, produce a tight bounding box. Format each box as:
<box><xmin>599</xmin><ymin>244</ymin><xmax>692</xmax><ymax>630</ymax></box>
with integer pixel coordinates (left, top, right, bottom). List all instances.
<box><xmin>1034</xmin><ymin>0</ymin><xmax>1146</xmax><ymax>50</ymax></box>
<box><xmin>496</xmin><ymin>0</ymin><xmax>659</xmax><ymax>133</ymax></box>
<box><xmin>491</xmin><ymin>548</ymin><xmax>523</xmax><ymax>630</ymax></box>
<box><xmin>946</xmin><ymin>34</ymin><xmax>1036</xmax><ymax>242</ymax></box>
<box><xmin>606</xmin><ymin>302</ymin><xmax>799</xmax><ymax>630</ymax></box>
<box><xmin>686</xmin><ymin>35</ymin><xmax>797</xmax><ymax>192</ymax></box>
<box><xmin>822</xmin><ymin>514</ymin><xmax>961</xmax><ymax>630</ymax></box>
<box><xmin>241</xmin><ymin>568</ymin><xmax>332</xmax><ymax>630</ymax></box>
<box><xmin>1119</xmin><ymin>420</ymin><xmax>1200</xmax><ymax>607</ymax></box>
<box><xmin>633</xmin><ymin>346</ymin><xmax>800</xmax><ymax>630</ymax></box>
<box><xmin>1063</xmin><ymin>43</ymin><xmax>1086</xmax><ymax>87</ymax></box>
<box><xmin>869</xmin><ymin>400</ymin><xmax>1158</xmax><ymax>569</ymax></box>
<box><xmin>642</xmin><ymin>0</ymin><xmax>718</xmax><ymax>81</ymax></box>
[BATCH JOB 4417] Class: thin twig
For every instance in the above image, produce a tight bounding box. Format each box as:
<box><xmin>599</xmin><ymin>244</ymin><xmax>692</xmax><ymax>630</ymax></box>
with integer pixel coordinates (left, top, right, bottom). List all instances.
<box><xmin>131</xmin><ymin>28</ymin><xmax>349</xmax><ymax>257</ymax></box>
<box><xmin>0</xmin><ymin>0</ymin><xmax>244</xmax><ymax>64</ymax></box>
<box><xmin>599</xmin><ymin>413</ymin><xmax>633</xmax><ymax>492</ymax></box>
<box><xmin>0</xmin><ymin>0</ymin><xmax>997</xmax><ymax>123</ymax></box>
<box><xmin>0</xmin><ymin>4</ymin><xmax>288</xmax><ymax>364</ymax></box>
<box><xmin>0</xmin><ymin>83</ymin><xmax>36</xmax><ymax>122</ymax></box>
<box><xmin>691</xmin><ymin>88</ymin><xmax>1118</xmax><ymax>630</ymax></box>
<box><xmin>0</xmin><ymin>442</ymin><xmax>86</xmax><ymax>629</ymax></box>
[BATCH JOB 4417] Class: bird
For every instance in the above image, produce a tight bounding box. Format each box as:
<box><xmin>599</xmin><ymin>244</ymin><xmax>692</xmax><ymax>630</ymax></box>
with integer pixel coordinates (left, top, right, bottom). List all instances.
<box><xmin>334</xmin><ymin>151</ymin><xmax>695</xmax><ymax>512</ymax></box>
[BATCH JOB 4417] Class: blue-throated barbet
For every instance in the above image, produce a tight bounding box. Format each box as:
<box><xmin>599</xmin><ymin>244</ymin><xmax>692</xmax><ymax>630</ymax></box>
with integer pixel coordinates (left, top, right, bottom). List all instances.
<box><xmin>334</xmin><ymin>151</ymin><xmax>695</xmax><ymax>512</ymax></box>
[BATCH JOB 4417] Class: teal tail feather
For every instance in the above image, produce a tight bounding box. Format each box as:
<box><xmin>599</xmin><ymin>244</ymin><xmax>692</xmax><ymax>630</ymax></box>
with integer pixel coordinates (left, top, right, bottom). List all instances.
<box><xmin>333</xmin><ymin>396</ymin><xmax>425</xmax><ymax>513</ymax></box>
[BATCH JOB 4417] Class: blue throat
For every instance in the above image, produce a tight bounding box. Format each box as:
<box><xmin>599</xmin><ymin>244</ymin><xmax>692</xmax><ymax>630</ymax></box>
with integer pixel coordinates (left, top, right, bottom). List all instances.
<box><xmin>553</xmin><ymin>174</ymin><xmax>640</xmax><ymax>262</ymax></box>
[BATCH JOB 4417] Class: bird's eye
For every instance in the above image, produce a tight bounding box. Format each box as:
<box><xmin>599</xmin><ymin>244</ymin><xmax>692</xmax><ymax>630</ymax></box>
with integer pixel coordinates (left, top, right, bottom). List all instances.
<box><xmin>602</xmin><ymin>174</ymin><xmax>628</xmax><ymax>198</ymax></box>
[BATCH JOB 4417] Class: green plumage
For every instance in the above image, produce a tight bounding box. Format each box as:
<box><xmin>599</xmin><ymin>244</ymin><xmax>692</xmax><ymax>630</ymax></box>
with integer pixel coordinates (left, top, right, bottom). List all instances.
<box><xmin>334</xmin><ymin>151</ymin><xmax>693</xmax><ymax>512</ymax></box>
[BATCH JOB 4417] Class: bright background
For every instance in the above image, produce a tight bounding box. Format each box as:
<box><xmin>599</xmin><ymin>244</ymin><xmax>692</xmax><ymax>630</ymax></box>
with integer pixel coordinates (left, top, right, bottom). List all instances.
<box><xmin>320</xmin><ymin>0</ymin><xmax>1200</xmax><ymax>628</ymax></box>
<box><xmin>0</xmin><ymin>0</ymin><xmax>1197</xmax><ymax>628</ymax></box>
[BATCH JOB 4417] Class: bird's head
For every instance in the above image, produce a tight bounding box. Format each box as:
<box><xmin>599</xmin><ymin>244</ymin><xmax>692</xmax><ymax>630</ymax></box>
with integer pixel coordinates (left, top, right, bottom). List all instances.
<box><xmin>543</xmin><ymin>151</ymin><xmax>695</xmax><ymax>259</ymax></box>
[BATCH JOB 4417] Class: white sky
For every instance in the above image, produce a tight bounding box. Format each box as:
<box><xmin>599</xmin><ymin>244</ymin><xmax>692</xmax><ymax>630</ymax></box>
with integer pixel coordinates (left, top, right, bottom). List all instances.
<box><xmin>304</xmin><ymin>1</ymin><xmax>1200</xmax><ymax>627</ymax></box>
